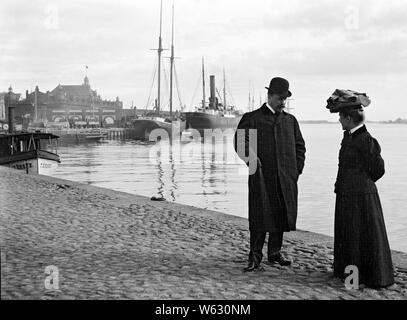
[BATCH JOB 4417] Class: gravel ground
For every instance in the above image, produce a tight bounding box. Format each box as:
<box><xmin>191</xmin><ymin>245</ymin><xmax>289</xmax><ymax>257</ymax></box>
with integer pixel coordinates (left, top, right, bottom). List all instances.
<box><xmin>1</xmin><ymin>166</ymin><xmax>406</xmax><ymax>300</ymax></box>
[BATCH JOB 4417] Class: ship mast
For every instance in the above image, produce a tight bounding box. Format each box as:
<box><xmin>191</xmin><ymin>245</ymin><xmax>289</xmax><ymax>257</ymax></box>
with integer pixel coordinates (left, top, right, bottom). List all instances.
<box><xmin>223</xmin><ymin>68</ymin><xmax>226</xmax><ymax>110</ymax></box>
<box><xmin>202</xmin><ymin>57</ymin><xmax>206</xmax><ymax>109</ymax></box>
<box><xmin>34</xmin><ymin>87</ymin><xmax>38</xmax><ymax>122</ymax></box>
<box><xmin>285</xmin><ymin>98</ymin><xmax>295</xmax><ymax>113</ymax></box>
<box><xmin>248</xmin><ymin>81</ymin><xmax>251</xmax><ymax>111</ymax></box>
<box><xmin>157</xmin><ymin>0</ymin><xmax>164</xmax><ymax>113</ymax></box>
<box><xmin>169</xmin><ymin>0</ymin><xmax>175</xmax><ymax>117</ymax></box>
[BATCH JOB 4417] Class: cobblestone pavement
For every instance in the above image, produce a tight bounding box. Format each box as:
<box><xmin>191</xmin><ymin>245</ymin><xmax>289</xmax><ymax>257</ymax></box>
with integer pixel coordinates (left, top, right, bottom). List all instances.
<box><xmin>1</xmin><ymin>167</ymin><xmax>406</xmax><ymax>300</ymax></box>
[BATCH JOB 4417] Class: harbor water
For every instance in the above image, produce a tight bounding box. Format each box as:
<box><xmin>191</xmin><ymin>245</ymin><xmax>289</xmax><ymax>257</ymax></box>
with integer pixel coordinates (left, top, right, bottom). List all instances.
<box><xmin>48</xmin><ymin>123</ymin><xmax>407</xmax><ymax>252</ymax></box>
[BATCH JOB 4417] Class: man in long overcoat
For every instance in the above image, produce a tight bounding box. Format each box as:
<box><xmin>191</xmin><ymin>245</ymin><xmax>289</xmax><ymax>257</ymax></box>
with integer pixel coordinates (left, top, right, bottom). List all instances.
<box><xmin>234</xmin><ymin>77</ymin><xmax>306</xmax><ymax>272</ymax></box>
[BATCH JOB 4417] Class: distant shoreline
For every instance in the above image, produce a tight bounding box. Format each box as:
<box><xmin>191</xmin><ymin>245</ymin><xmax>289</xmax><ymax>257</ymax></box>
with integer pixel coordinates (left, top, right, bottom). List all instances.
<box><xmin>299</xmin><ymin>120</ymin><xmax>407</xmax><ymax>124</ymax></box>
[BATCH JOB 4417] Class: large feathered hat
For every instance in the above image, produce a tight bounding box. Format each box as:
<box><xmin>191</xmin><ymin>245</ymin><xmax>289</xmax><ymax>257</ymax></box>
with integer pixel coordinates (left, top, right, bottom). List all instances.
<box><xmin>326</xmin><ymin>89</ymin><xmax>371</xmax><ymax>113</ymax></box>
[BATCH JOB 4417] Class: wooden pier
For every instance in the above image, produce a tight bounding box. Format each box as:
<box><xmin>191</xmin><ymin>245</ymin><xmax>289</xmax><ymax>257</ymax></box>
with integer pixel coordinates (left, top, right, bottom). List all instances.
<box><xmin>105</xmin><ymin>128</ymin><xmax>138</xmax><ymax>140</ymax></box>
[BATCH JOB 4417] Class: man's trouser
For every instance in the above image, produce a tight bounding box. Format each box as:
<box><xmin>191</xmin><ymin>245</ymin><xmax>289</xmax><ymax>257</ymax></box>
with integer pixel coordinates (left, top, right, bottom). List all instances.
<box><xmin>248</xmin><ymin>231</ymin><xmax>284</xmax><ymax>266</ymax></box>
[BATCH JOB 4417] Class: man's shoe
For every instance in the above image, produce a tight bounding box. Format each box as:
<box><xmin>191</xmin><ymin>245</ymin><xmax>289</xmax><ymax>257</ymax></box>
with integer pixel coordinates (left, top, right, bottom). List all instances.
<box><xmin>268</xmin><ymin>253</ymin><xmax>291</xmax><ymax>266</ymax></box>
<box><xmin>243</xmin><ymin>262</ymin><xmax>265</xmax><ymax>272</ymax></box>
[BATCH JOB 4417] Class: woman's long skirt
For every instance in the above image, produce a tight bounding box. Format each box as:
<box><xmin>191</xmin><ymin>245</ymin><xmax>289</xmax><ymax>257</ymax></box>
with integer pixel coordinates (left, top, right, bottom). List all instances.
<box><xmin>334</xmin><ymin>193</ymin><xmax>394</xmax><ymax>287</ymax></box>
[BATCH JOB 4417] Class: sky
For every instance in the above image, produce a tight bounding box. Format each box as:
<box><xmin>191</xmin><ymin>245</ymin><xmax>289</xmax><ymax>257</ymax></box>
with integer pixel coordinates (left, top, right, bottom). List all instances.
<box><xmin>1</xmin><ymin>0</ymin><xmax>407</xmax><ymax>121</ymax></box>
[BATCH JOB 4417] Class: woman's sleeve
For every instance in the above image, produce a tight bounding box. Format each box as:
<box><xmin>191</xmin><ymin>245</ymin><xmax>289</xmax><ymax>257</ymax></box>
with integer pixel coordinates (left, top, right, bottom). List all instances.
<box><xmin>361</xmin><ymin>136</ymin><xmax>385</xmax><ymax>182</ymax></box>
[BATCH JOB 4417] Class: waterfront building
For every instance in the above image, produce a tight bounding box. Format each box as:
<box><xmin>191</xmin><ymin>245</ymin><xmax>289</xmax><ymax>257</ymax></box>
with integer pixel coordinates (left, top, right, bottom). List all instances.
<box><xmin>0</xmin><ymin>87</ymin><xmax>22</xmax><ymax>132</ymax></box>
<box><xmin>0</xmin><ymin>92</ymin><xmax>7</xmax><ymax>121</ymax></box>
<box><xmin>9</xmin><ymin>76</ymin><xmax>123</xmax><ymax>127</ymax></box>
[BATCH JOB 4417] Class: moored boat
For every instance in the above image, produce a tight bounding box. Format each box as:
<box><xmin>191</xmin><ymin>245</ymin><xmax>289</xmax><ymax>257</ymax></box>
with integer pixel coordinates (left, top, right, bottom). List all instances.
<box><xmin>131</xmin><ymin>114</ymin><xmax>185</xmax><ymax>140</ymax></box>
<box><xmin>28</xmin><ymin>121</ymin><xmax>105</xmax><ymax>144</ymax></box>
<box><xmin>183</xmin><ymin>109</ymin><xmax>241</xmax><ymax>132</ymax></box>
<box><xmin>131</xmin><ymin>0</ymin><xmax>185</xmax><ymax>141</ymax></box>
<box><xmin>48</xmin><ymin>128</ymin><xmax>104</xmax><ymax>144</ymax></box>
<box><xmin>0</xmin><ymin>132</ymin><xmax>60</xmax><ymax>175</ymax></box>
<box><xmin>183</xmin><ymin>62</ymin><xmax>242</xmax><ymax>134</ymax></box>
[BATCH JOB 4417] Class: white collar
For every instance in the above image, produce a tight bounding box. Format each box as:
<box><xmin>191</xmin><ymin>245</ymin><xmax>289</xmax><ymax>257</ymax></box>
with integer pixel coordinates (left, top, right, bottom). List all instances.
<box><xmin>266</xmin><ymin>102</ymin><xmax>276</xmax><ymax>114</ymax></box>
<box><xmin>350</xmin><ymin>123</ymin><xmax>364</xmax><ymax>134</ymax></box>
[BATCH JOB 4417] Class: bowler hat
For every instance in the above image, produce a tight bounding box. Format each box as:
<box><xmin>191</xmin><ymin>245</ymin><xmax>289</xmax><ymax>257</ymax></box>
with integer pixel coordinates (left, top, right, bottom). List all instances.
<box><xmin>265</xmin><ymin>77</ymin><xmax>292</xmax><ymax>98</ymax></box>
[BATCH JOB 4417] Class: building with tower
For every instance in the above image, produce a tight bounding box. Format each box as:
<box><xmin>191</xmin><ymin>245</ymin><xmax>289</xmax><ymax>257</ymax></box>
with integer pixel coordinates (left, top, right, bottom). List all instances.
<box><xmin>11</xmin><ymin>76</ymin><xmax>123</xmax><ymax>127</ymax></box>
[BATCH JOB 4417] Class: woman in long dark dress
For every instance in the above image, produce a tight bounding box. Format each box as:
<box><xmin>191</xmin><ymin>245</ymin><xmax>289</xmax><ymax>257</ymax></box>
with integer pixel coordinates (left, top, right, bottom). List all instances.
<box><xmin>333</xmin><ymin>105</ymin><xmax>394</xmax><ymax>288</ymax></box>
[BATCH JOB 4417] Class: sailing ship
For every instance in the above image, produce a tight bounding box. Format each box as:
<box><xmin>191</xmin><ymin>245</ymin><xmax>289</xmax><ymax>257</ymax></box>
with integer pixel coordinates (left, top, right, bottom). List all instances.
<box><xmin>0</xmin><ymin>132</ymin><xmax>60</xmax><ymax>174</ymax></box>
<box><xmin>183</xmin><ymin>59</ymin><xmax>242</xmax><ymax>134</ymax></box>
<box><xmin>131</xmin><ymin>0</ymin><xmax>185</xmax><ymax>140</ymax></box>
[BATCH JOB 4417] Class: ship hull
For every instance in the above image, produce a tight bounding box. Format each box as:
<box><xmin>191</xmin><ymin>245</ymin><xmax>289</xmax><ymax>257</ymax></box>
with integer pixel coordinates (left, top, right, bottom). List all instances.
<box><xmin>183</xmin><ymin>112</ymin><xmax>242</xmax><ymax>133</ymax></box>
<box><xmin>57</xmin><ymin>133</ymin><xmax>103</xmax><ymax>144</ymax></box>
<box><xmin>31</xmin><ymin>129</ymin><xmax>105</xmax><ymax>145</ymax></box>
<box><xmin>131</xmin><ymin>119</ymin><xmax>186</xmax><ymax>141</ymax></box>
<box><xmin>0</xmin><ymin>150</ymin><xmax>60</xmax><ymax>175</ymax></box>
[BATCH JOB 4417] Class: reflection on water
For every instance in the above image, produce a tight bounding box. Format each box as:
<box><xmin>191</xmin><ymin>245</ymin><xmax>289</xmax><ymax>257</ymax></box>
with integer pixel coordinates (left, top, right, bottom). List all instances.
<box><xmin>49</xmin><ymin>124</ymin><xmax>407</xmax><ymax>252</ymax></box>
